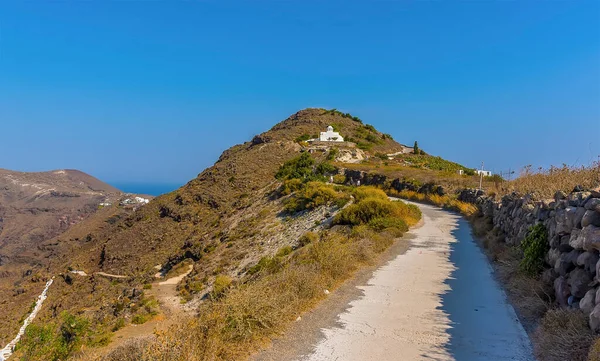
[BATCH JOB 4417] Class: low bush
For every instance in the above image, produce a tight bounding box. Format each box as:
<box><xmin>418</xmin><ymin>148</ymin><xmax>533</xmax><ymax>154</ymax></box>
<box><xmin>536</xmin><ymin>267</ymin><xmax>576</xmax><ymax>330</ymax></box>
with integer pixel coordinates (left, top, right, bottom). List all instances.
<box><xmin>211</xmin><ymin>275</ymin><xmax>232</xmax><ymax>299</ymax></box>
<box><xmin>335</xmin><ymin>189</ymin><xmax>420</xmax><ymax>228</ymax></box>
<box><xmin>275</xmin><ymin>153</ymin><xmax>315</xmax><ymax>180</ymax></box>
<box><xmin>367</xmin><ymin>217</ymin><xmax>408</xmax><ymax>233</ymax></box>
<box><xmin>17</xmin><ymin>312</ymin><xmax>91</xmax><ymax>361</ymax></box>
<box><xmin>519</xmin><ymin>224</ymin><xmax>549</xmax><ymax>276</ymax></box>
<box><xmin>284</xmin><ymin>182</ymin><xmax>350</xmax><ymax>213</ymax></box>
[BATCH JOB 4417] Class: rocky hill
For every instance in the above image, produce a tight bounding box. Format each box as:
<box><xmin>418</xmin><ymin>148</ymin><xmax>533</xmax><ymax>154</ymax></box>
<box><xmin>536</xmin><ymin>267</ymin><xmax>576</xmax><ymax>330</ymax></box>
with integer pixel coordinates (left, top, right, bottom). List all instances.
<box><xmin>0</xmin><ymin>108</ymin><xmax>427</xmax><ymax>358</ymax></box>
<box><xmin>0</xmin><ymin>169</ymin><xmax>155</xmax><ymax>346</ymax></box>
<box><xmin>0</xmin><ymin>168</ymin><xmax>120</xmax><ymax>262</ymax></box>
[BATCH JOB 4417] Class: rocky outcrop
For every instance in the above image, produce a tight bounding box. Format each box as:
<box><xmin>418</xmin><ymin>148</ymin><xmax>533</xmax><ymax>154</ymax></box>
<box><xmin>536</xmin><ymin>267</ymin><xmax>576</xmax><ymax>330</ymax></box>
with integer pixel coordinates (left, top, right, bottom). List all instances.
<box><xmin>473</xmin><ymin>186</ymin><xmax>600</xmax><ymax>332</ymax></box>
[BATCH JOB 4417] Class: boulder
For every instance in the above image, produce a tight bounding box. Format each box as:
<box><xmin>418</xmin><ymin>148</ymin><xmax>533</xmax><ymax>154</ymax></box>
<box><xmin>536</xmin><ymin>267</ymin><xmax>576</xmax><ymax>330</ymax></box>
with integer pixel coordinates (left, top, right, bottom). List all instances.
<box><xmin>568</xmin><ymin>191</ymin><xmax>591</xmax><ymax>207</ymax></box>
<box><xmin>581</xmin><ymin>288</ymin><xmax>597</xmax><ymax>314</ymax></box>
<box><xmin>554</xmin><ymin>276</ymin><xmax>570</xmax><ymax>307</ymax></box>
<box><xmin>541</xmin><ymin>268</ymin><xmax>559</xmax><ymax>286</ymax></box>
<box><xmin>582</xmin><ymin>210</ymin><xmax>600</xmax><ymax>228</ymax></box>
<box><xmin>569</xmin><ymin>229</ymin><xmax>583</xmax><ymax>249</ymax></box>
<box><xmin>555</xmin><ymin>252</ymin><xmax>576</xmax><ymax>276</ymax></box>
<box><xmin>547</xmin><ymin>248</ymin><xmax>561</xmax><ymax>266</ymax></box>
<box><xmin>555</xmin><ymin>209</ymin><xmax>571</xmax><ymax>235</ymax></box>
<box><xmin>585</xmin><ymin>197</ymin><xmax>600</xmax><ymax>211</ymax></box>
<box><xmin>581</xmin><ymin>225</ymin><xmax>600</xmax><ymax>252</ymax></box>
<box><xmin>568</xmin><ymin>267</ymin><xmax>593</xmax><ymax>298</ymax></box>
<box><xmin>577</xmin><ymin>251</ymin><xmax>599</xmax><ymax>276</ymax></box>
<box><xmin>555</xmin><ymin>190</ymin><xmax>567</xmax><ymax>201</ymax></box>
<box><xmin>590</xmin><ymin>304</ymin><xmax>600</xmax><ymax>332</ymax></box>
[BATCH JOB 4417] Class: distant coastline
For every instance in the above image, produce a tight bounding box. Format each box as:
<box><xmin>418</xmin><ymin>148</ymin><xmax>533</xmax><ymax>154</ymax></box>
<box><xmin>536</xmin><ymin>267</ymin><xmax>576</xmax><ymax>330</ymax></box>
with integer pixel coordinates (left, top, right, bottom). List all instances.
<box><xmin>109</xmin><ymin>183</ymin><xmax>182</xmax><ymax>196</ymax></box>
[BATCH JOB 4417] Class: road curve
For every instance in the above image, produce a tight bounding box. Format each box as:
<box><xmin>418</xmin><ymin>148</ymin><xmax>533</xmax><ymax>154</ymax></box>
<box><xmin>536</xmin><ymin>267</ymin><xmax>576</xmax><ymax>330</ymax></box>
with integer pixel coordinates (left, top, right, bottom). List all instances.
<box><xmin>257</xmin><ymin>202</ymin><xmax>534</xmax><ymax>361</ymax></box>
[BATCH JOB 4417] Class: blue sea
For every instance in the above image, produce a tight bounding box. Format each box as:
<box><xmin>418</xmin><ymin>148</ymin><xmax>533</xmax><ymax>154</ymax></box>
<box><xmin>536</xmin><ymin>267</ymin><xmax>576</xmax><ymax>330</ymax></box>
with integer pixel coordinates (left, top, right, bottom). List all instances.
<box><xmin>110</xmin><ymin>183</ymin><xmax>183</xmax><ymax>196</ymax></box>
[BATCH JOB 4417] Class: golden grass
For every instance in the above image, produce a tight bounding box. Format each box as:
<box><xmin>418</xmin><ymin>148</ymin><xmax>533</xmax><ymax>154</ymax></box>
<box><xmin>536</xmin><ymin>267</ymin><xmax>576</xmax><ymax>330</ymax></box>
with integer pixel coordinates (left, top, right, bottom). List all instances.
<box><xmin>504</xmin><ymin>164</ymin><xmax>599</xmax><ymax>199</ymax></box>
<box><xmin>390</xmin><ymin>189</ymin><xmax>478</xmax><ymax>216</ymax></box>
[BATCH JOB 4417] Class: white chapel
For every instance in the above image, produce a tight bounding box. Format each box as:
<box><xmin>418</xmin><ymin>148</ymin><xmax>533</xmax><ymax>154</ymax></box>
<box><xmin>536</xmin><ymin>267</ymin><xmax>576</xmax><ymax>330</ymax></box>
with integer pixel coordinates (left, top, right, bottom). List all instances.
<box><xmin>319</xmin><ymin>126</ymin><xmax>344</xmax><ymax>142</ymax></box>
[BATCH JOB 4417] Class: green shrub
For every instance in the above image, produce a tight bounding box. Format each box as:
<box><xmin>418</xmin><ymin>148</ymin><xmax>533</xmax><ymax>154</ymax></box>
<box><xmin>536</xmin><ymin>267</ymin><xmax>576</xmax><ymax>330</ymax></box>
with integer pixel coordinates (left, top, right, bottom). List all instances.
<box><xmin>298</xmin><ymin>232</ymin><xmax>319</xmax><ymax>247</ymax></box>
<box><xmin>275</xmin><ymin>153</ymin><xmax>315</xmax><ymax>180</ymax></box>
<box><xmin>248</xmin><ymin>256</ymin><xmax>283</xmax><ymax>275</ymax></box>
<box><xmin>316</xmin><ymin>162</ymin><xmax>337</xmax><ymax>175</ymax></box>
<box><xmin>520</xmin><ymin>224</ymin><xmax>549</xmax><ymax>276</ymax></box>
<box><xmin>365</xmin><ymin>133</ymin><xmax>380</xmax><ymax>144</ymax></box>
<box><xmin>279</xmin><ymin>178</ymin><xmax>304</xmax><ymax>196</ymax></box>
<box><xmin>212</xmin><ymin>275</ymin><xmax>233</xmax><ymax>299</ymax></box>
<box><xmin>332</xmin><ymin>174</ymin><xmax>346</xmax><ymax>184</ymax></box>
<box><xmin>326</xmin><ymin>148</ymin><xmax>339</xmax><ymax>161</ymax></box>
<box><xmin>276</xmin><ymin>246</ymin><xmax>293</xmax><ymax>257</ymax></box>
<box><xmin>368</xmin><ymin>217</ymin><xmax>408</xmax><ymax>233</ymax></box>
<box><xmin>112</xmin><ymin>318</ymin><xmax>126</xmax><ymax>332</ymax></box>
<box><xmin>18</xmin><ymin>312</ymin><xmax>90</xmax><ymax>361</ymax></box>
<box><xmin>284</xmin><ymin>182</ymin><xmax>349</xmax><ymax>213</ymax></box>
<box><xmin>132</xmin><ymin>313</ymin><xmax>151</xmax><ymax>325</ymax></box>
<box><xmin>353</xmin><ymin>187</ymin><xmax>388</xmax><ymax>201</ymax></box>
<box><xmin>295</xmin><ymin>134</ymin><xmax>311</xmax><ymax>142</ymax></box>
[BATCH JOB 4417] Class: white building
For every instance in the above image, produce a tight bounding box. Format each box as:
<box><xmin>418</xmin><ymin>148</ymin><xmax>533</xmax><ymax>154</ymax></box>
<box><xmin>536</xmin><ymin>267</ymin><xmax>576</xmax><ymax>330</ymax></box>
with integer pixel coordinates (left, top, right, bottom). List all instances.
<box><xmin>319</xmin><ymin>126</ymin><xmax>344</xmax><ymax>142</ymax></box>
<box><xmin>475</xmin><ymin>170</ymin><xmax>492</xmax><ymax>177</ymax></box>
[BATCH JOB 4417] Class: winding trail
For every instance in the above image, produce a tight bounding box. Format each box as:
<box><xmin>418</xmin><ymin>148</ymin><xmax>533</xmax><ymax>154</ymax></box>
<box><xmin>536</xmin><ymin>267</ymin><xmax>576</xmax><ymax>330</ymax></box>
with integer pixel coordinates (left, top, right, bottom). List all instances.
<box><xmin>255</xmin><ymin>203</ymin><xmax>534</xmax><ymax>361</ymax></box>
<box><xmin>95</xmin><ymin>264</ymin><xmax>194</xmax><ymax>356</ymax></box>
<box><xmin>0</xmin><ymin>277</ymin><xmax>54</xmax><ymax>361</ymax></box>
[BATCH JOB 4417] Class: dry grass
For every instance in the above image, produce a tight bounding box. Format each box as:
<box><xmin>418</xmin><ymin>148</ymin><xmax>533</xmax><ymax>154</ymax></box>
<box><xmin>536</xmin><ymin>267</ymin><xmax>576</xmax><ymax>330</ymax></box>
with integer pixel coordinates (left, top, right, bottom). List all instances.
<box><xmin>588</xmin><ymin>337</ymin><xmax>600</xmax><ymax>361</ymax></box>
<box><xmin>533</xmin><ymin>309</ymin><xmax>596</xmax><ymax>361</ymax></box>
<box><xmin>390</xmin><ymin>189</ymin><xmax>478</xmax><ymax>216</ymax></box>
<box><xmin>504</xmin><ymin>163</ymin><xmax>600</xmax><ymax>199</ymax></box>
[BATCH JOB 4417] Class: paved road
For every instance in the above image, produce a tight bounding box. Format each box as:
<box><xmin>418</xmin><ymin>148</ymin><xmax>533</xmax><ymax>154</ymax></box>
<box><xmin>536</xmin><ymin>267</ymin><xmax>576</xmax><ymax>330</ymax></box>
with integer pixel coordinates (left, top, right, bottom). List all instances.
<box><xmin>257</xmin><ymin>203</ymin><xmax>534</xmax><ymax>361</ymax></box>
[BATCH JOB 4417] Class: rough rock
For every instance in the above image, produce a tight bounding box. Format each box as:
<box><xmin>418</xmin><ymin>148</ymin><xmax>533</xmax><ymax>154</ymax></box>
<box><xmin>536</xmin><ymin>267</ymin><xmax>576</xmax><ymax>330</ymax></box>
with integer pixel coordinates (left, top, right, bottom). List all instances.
<box><xmin>581</xmin><ymin>225</ymin><xmax>600</xmax><ymax>252</ymax></box>
<box><xmin>555</xmin><ymin>253</ymin><xmax>576</xmax><ymax>276</ymax></box>
<box><xmin>581</xmin><ymin>288</ymin><xmax>596</xmax><ymax>314</ymax></box>
<box><xmin>554</xmin><ymin>276</ymin><xmax>570</xmax><ymax>307</ymax></box>
<box><xmin>555</xmin><ymin>191</ymin><xmax>567</xmax><ymax>201</ymax></box>
<box><xmin>577</xmin><ymin>251</ymin><xmax>599</xmax><ymax>276</ymax></box>
<box><xmin>568</xmin><ymin>191</ymin><xmax>591</xmax><ymax>207</ymax></box>
<box><xmin>596</xmin><ymin>287</ymin><xmax>600</xmax><ymax>305</ymax></box>
<box><xmin>567</xmin><ymin>267</ymin><xmax>592</xmax><ymax>298</ymax></box>
<box><xmin>585</xmin><ymin>198</ymin><xmax>600</xmax><ymax>211</ymax></box>
<box><xmin>582</xmin><ymin>210</ymin><xmax>600</xmax><ymax>228</ymax></box>
<box><xmin>569</xmin><ymin>229</ymin><xmax>583</xmax><ymax>249</ymax></box>
<box><xmin>590</xmin><ymin>304</ymin><xmax>600</xmax><ymax>332</ymax></box>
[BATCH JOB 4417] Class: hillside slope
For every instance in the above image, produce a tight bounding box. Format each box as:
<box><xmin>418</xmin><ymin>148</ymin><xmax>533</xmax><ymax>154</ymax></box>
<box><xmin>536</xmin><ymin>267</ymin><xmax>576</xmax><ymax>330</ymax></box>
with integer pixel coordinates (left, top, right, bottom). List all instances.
<box><xmin>5</xmin><ymin>108</ymin><xmax>427</xmax><ymax>359</ymax></box>
<box><xmin>0</xmin><ymin>169</ymin><xmax>151</xmax><ymax>346</ymax></box>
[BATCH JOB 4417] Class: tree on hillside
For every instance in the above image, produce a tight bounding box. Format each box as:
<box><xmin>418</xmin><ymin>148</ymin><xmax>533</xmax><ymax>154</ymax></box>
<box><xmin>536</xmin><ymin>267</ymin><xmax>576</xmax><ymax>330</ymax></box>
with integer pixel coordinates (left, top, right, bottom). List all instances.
<box><xmin>413</xmin><ymin>141</ymin><xmax>420</xmax><ymax>155</ymax></box>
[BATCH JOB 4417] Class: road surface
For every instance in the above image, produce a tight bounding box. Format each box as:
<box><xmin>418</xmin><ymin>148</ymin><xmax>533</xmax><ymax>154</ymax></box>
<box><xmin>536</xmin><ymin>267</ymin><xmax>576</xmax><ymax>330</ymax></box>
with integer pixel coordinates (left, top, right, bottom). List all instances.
<box><xmin>255</xmin><ymin>202</ymin><xmax>534</xmax><ymax>361</ymax></box>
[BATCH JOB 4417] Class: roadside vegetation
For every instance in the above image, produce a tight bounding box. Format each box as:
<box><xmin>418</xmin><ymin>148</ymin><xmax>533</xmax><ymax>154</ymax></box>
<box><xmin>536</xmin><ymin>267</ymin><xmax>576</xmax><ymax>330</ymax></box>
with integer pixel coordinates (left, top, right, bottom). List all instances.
<box><xmin>389</xmin><ymin>189</ymin><xmax>477</xmax><ymax>216</ymax></box>
<box><xmin>504</xmin><ymin>163</ymin><xmax>600</xmax><ymax>199</ymax></box>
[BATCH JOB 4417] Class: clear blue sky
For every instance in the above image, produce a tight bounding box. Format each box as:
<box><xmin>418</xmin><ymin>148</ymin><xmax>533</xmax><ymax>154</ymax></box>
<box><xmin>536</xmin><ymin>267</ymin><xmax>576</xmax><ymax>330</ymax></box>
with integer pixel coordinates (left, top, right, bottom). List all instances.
<box><xmin>1</xmin><ymin>1</ymin><xmax>599</xmax><ymax>184</ymax></box>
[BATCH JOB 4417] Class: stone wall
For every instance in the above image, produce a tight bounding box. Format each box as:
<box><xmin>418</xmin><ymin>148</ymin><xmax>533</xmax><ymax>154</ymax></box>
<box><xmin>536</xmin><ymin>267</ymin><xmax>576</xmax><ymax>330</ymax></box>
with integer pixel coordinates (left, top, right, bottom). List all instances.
<box><xmin>470</xmin><ymin>187</ymin><xmax>600</xmax><ymax>332</ymax></box>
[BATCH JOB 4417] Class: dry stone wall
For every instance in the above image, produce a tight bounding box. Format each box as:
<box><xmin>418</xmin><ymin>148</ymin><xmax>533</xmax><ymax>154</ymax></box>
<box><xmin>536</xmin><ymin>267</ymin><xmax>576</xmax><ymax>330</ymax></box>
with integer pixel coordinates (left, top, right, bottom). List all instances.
<box><xmin>466</xmin><ymin>187</ymin><xmax>600</xmax><ymax>332</ymax></box>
